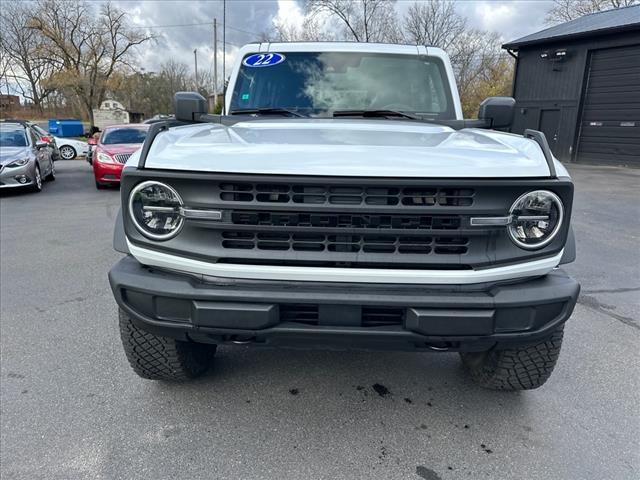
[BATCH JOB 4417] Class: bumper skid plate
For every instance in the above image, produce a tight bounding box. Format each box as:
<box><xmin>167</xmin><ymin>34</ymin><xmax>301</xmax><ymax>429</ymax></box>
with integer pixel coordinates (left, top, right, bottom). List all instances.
<box><xmin>109</xmin><ymin>256</ymin><xmax>580</xmax><ymax>351</ymax></box>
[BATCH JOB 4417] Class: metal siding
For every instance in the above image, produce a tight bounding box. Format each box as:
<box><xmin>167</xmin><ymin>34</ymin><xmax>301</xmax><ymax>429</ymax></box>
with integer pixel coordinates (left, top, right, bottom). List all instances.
<box><xmin>576</xmin><ymin>44</ymin><xmax>640</xmax><ymax>165</ymax></box>
<box><xmin>509</xmin><ymin>31</ymin><xmax>640</xmax><ymax>163</ymax></box>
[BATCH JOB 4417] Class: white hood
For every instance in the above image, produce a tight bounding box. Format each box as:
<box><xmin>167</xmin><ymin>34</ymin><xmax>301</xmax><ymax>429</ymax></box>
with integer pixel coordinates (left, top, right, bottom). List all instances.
<box><xmin>140</xmin><ymin>119</ymin><xmax>559</xmax><ymax>178</ymax></box>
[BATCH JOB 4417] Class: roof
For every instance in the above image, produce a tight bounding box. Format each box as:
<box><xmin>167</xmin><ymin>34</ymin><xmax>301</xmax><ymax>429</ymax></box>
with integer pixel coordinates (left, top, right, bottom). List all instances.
<box><xmin>0</xmin><ymin>122</ymin><xmax>25</xmax><ymax>130</ymax></box>
<box><xmin>503</xmin><ymin>5</ymin><xmax>640</xmax><ymax>49</ymax></box>
<box><xmin>103</xmin><ymin>123</ymin><xmax>150</xmax><ymax>129</ymax></box>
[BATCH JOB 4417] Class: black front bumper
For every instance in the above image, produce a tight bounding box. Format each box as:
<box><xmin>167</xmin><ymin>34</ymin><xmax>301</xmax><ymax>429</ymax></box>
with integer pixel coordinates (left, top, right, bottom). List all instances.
<box><xmin>109</xmin><ymin>256</ymin><xmax>580</xmax><ymax>352</ymax></box>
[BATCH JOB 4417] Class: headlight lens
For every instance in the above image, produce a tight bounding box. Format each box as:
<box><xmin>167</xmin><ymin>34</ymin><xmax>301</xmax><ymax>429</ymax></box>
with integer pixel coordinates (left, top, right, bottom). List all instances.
<box><xmin>508</xmin><ymin>190</ymin><xmax>563</xmax><ymax>249</ymax></box>
<box><xmin>97</xmin><ymin>152</ymin><xmax>113</xmax><ymax>163</ymax></box>
<box><xmin>129</xmin><ymin>181</ymin><xmax>184</xmax><ymax>240</ymax></box>
<box><xmin>6</xmin><ymin>157</ymin><xmax>29</xmax><ymax>167</ymax></box>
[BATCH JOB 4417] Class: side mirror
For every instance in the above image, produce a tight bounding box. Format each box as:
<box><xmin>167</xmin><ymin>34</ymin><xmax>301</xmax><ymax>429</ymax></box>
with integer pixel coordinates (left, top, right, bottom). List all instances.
<box><xmin>478</xmin><ymin>96</ymin><xmax>515</xmax><ymax>129</ymax></box>
<box><xmin>35</xmin><ymin>140</ymin><xmax>49</xmax><ymax>150</ymax></box>
<box><xmin>174</xmin><ymin>91</ymin><xmax>208</xmax><ymax>122</ymax></box>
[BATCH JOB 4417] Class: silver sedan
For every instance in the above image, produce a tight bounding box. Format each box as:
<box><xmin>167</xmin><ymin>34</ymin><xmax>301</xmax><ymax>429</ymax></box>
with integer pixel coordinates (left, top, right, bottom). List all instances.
<box><xmin>0</xmin><ymin>123</ymin><xmax>55</xmax><ymax>192</ymax></box>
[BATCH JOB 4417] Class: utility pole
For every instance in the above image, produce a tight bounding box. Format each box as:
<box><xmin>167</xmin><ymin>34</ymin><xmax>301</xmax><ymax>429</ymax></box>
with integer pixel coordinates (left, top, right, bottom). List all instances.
<box><xmin>213</xmin><ymin>18</ymin><xmax>218</xmax><ymax>96</ymax></box>
<box><xmin>222</xmin><ymin>0</ymin><xmax>226</xmax><ymax>102</ymax></box>
<box><xmin>193</xmin><ymin>49</ymin><xmax>198</xmax><ymax>89</ymax></box>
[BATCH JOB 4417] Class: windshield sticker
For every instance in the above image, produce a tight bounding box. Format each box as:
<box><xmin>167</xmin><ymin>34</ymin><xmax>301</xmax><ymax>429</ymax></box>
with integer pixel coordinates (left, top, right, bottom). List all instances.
<box><xmin>241</xmin><ymin>93</ymin><xmax>250</xmax><ymax>100</ymax></box>
<box><xmin>243</xmin><ymin>53</ymin><xmax>285</xmax><ymax>68</ymax></box>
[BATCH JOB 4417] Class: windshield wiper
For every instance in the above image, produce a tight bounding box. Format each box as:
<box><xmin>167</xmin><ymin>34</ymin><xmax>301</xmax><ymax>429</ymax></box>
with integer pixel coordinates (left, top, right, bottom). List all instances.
<box><xmin>332</xmin><ymin>109</ymin><xmax>421</xmax><ymax>120</ymax></box>
<box><xmin>230</xmin><ymin>108</ymin><xmax>308</xmax><ymax>118</ymax></box>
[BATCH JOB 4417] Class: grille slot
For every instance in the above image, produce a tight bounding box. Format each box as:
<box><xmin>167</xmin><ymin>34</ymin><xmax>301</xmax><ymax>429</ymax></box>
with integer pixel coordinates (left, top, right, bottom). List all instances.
<box><xmin>114</xmin><ymin>153</ymin><xmax>132</xmax><ymax>164</ymax></box>
<box><xmin>230</xmin><ymin>211</ymin><xmax>461</xmax><ymax>230</ymax></box>
<box><xmin>361</xmin><ymin>307</ymin><xmax>404</xmax><ymax>327</ymax></box>
<box><xmin>280</xmin><ymin>304</ymin><xmax>319</xmax><ymax>324</ymax></box>
<box><xmin>220</xmin><ymin>231</ymin><xmax>468</xmax><ymax>255</ymax></box>
<box><xmin>220</xmin><ymin>183</ymin><xmax>474</xmax><ymax>207</ymax></box>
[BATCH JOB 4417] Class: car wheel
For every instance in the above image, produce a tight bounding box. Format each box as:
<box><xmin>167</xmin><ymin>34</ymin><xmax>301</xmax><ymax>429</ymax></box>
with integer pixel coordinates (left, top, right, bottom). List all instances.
<box><xmin>46</xmin><ymin>160</ymin><xmax>56</xmax><ymax>181</ymax></box>
<box><xmin>118</xmin><ymin>308</ymin><xmax>216</xmax><ymax>381</ymax></box>
<box><xmin>459</xmin><ymin>326</ymin><xmax>564</xmax><ymax>391</ymax></box>
<box><xmin>59</xmin><ymin>145</ymin><xmax>77</xmax><ymax>160</ymax></box>
<box><xmin>30</xmin><ymin>164</ymin><xmax>43</xmax><ymax>192</ymax></box>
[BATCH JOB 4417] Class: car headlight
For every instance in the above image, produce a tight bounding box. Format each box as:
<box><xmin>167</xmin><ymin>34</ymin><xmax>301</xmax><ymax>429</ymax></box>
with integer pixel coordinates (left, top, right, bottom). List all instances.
<box><xmin>508</xmin><ymin>190</ymin><xmax>564</xmax><ymax>249</ymax></box>
<box><xmin>129</xmin><ymin>181</ymin><xmax>184</xmax><ymax>240</ymax></box>
<box><xmin>97</xmin><ymin>152</ymin><xmax>114</xmax><ymax>163</ymax></box>
<box><xmin>6</xmin><ymin>157</ymin><xmax>29</xmax><ymax>168</ymax></box>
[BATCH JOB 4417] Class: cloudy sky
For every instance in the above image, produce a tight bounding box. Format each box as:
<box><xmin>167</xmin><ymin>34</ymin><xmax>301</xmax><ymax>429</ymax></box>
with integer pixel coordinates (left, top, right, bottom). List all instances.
<box><xmin>115</xmin><ymin>0</ymin><xmax>555</xmax><ymax>80</ymax></box>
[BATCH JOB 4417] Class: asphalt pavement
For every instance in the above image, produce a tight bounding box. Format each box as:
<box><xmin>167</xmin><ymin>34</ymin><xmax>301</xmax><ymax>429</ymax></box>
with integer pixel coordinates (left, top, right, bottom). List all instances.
<box><xmin>1</xmin><ymin>161</ymin><xmax>638</xmax><ymax>480</ymax></box>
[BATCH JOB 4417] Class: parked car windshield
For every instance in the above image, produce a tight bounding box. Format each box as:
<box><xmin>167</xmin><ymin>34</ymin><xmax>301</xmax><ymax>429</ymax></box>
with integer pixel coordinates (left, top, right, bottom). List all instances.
<box><xmin>0</xmin><ymin>127</ymin><xmax>28</xmax><ymax>147</ymax></box>
<box><xmin>230</xmin><ymin>52</ymin><xmax>455</xmax><ymax>118</ymax></box>
<box><xmin>101</xmin><ymin>127</ymin><xmax>147</xmax><ymax>145</ymax></box>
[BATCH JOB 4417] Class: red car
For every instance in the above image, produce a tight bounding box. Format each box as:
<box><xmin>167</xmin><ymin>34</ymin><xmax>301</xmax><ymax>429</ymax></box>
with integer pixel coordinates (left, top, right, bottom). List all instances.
<box><xmin>93</xmin><ymin>124</ymin><xmax>149</xmax><ymax>189</ymax></box>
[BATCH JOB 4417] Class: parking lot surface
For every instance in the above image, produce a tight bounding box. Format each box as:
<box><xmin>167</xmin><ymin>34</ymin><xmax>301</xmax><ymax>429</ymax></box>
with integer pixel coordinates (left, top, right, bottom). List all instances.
<box><xmin>1</xmin><ymin>161</ymin><xmax>638</xmax><ymax>480</ymax></box>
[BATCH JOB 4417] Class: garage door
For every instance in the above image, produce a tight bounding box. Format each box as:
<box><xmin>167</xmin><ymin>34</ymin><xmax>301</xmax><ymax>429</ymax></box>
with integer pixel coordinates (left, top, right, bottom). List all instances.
<box><xmin>576</xmin><ymin>44</ymin><xmax>640</xmax><ymax>165</ymax></box>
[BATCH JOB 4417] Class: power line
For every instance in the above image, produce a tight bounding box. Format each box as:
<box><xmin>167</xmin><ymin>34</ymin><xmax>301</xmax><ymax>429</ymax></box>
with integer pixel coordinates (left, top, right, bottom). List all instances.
<box><xmin>131</xmin><ymin>21</ymin><xmax>214</xmax><ymax>29</ymax></box>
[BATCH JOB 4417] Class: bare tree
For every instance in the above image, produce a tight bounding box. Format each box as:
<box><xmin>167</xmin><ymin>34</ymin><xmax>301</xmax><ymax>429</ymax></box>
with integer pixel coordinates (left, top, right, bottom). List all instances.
<box><xmin>0</xmin><ymin>1</ymin><xmax>59</xmax><ymax>110</ymax></box>
<box><xmin>545</xmin><ymin>0</ymin><xmax>637</xmax><ymax>24</ymax></box>
<box><xmin>269</xmin><ymin>14</ymin><xmax>335</xmax><ymax>42</ymax></box>
<box><xmin>403</xmin><ymin>0</ymin><xmax>467</xmax><ymax>52</ymax></box>
<box><xmin>452</xmin><ymin>30</ymin><xmax>514</xmax><ymax>117</ymax></box>
<box><xmin>307</xmin><ymin>0</ymin><xmax>400</xmax><ymax>42</ymax></box>
<box><xmin>29</xmin><ymin>0</ymin><xmax>152</xmax><ymax>124</ymax></box>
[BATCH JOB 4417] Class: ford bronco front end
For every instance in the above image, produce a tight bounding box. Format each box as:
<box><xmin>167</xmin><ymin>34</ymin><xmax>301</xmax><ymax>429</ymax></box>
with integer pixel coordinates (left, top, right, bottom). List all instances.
<box><xmin>109</xmin><ymin>43</ymin><xmax>579</xmax><ymax>390</ymax></box>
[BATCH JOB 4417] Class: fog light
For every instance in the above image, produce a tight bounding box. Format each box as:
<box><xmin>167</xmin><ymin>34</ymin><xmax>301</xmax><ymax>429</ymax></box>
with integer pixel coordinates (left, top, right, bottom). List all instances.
<box><xmin>16</xmin><ymin>176</ymin><xmax>28</xmax><ymax>184</ymax></box>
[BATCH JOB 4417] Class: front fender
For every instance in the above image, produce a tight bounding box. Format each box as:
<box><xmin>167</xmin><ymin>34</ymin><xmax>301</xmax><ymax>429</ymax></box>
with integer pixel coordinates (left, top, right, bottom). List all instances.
<box><xmin>113</xmin><ymin>208</ymin><xmax>129</xmax><ymax>254</ymax></box>
<box><xmin>559</xmin><ymin>226</ymin><xmax>576</xmax><ymax>264</ymax></box>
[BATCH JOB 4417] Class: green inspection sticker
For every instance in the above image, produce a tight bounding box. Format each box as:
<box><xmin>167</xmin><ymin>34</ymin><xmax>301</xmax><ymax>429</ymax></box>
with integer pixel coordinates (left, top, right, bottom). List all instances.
<box><xmin>241</xmin><ymin>93</ymin><xmax>250</xmax><ymax>100</ymax></box>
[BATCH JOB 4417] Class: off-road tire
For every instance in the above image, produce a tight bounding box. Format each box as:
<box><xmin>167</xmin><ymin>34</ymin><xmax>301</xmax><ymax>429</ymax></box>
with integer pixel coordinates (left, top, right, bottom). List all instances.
<box><xmin>460</xmin><ymin>326</ymin><xmax>564</xmax><ymax>390</ymax></box>
<box><xmin>118</xmin><ymin>309</ymin><xmax>216</xmax><ymax>381</ymax></box>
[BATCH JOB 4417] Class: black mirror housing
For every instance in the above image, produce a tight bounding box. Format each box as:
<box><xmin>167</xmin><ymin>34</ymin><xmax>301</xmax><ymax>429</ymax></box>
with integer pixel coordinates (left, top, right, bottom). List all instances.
<box><xmin>478</xmin><ymin>96</ymin><xmax>515</xmax><ymax>129</ymax></box>
<box><xmin>35</xmin><ymin>140</ymin><xmax>49</xmax><ymax>150</ymax></box>
<box><xmin>174</xmin><ymin>91</ymin><xmax>208</xmax><ymax>122</ymax></box>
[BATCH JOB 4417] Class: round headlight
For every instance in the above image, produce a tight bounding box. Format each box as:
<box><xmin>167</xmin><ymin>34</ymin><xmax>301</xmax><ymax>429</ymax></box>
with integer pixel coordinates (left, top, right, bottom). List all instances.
<box><xmin>508</xmin><ymin>190</ymin><xmax>563</xmax><ymax>249</ymax></box>
<box><xmin>129</xmin><ymin>181</ymin><xmax>184</xmax><ymax>240</ymax></box>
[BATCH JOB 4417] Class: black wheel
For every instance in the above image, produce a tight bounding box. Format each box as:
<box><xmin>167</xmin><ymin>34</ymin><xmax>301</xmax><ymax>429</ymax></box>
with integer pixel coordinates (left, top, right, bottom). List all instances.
<box><xmin>46</xmin><ymin>160</ymin><xmax>56</xmax><ymax>181</ymax></box>
<box><xmin>30</xmin><ymin>164</ymin><xmax>42</xmax><ymax>192</ymax></box>
<box><xmin>460</xmin><ymin>326</ymin><xmax>564</xmax><ymax>391</ymax></box>
<box><xmin>59</xmin><ymin>145</ymin><xmax>76</xmax><ymax>160</ymax></box>
<box><xmin>118</xmin><ymin>309</ymin><xmax>216</xmax><ymax>381</ymax></box>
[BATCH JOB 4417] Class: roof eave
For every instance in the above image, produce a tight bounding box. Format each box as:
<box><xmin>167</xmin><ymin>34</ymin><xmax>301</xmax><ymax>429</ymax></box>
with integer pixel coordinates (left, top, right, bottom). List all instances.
<box><xmin>502</xmin><ymin>23</ymin><xmax>640</xmax><ymax>50</ymax></box>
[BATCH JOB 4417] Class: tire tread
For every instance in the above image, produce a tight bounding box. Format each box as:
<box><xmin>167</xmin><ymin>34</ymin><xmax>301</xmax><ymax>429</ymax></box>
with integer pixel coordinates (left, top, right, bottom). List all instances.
<box><xmin>460</xmin><ymin>327</ymin><xmax>564</xmax><ymax>390</ymax></box>
<box><xmin>118</xmin><ymin>309</ymin><xmax>214</xmax><ymax>381</ymax></box>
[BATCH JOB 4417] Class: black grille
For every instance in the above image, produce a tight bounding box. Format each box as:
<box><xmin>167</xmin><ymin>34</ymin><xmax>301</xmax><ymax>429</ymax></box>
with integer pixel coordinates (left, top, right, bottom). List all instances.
<box><xmin>279</xmin><ymin>304</ymin><xmax>319</xmax><ymax>324</ymax></box>
<box><xmin>220</xmin><ymin>183</ymin><xmax>474</xmax><ymax>207</ymax></box>
<box><xmin>221</xmin><ymin>231</ymin><xmax>468</xmax><ymax>255</ymax></box>
<box><xmin>278</xmin><ymin>304</ymin><xmax>403</xmax><ymax>327</ymax></box>
<box><xmin>361</xmin><ymin>307</ymin><xmax>404</xmax><ymax>326</ymax></box>
<box><xmin>231</xmin><ymin>211</ymin><xmax>461</xmax><ymax>230</ymax></box>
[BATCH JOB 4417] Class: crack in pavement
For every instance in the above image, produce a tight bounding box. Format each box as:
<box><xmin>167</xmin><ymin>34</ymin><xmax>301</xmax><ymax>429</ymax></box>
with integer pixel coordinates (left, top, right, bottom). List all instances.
<box><xmin>577</xmin><ymin>294</ymin><xmax>639</xmax><ymax>331</ymax></box>
<box><xmin>582</xmin><ymin>286</ymin><xmax>640</xmax><ymax>295</ymax></box>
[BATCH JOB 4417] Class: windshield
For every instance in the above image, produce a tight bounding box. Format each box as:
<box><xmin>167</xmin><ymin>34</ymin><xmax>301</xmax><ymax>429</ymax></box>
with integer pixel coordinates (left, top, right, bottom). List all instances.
<box><xmin>230</xmin><ymin>52</ymin><xmax>455</xmax><ymax>118</ymax></box>
<box><xmin>101</xmin><ymin>127</ymin><xmax>147</xmax><ymax>145</ymax></box>
<box><xmin>0</xmin><ymin>127</ymin><xmax>28</xmax><ymax>147</ymax></box>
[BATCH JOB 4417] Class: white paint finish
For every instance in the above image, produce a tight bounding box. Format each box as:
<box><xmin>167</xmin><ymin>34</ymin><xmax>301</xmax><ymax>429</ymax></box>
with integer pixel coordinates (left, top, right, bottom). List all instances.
<box><xmin>54</xmin><ymin>136</ymin><xmax>89</xmax><ymax>156</ymax></box>
<box><xmin>143</xmin><ymin>120</ymin><xmax>553</xmax><ymax>178</ymax></box>
<box><xmin>224</xmin><ymin>42</ymin><xmax>462</xmax><ymax>118</ymax></box>
<box><xmin>126</xmin><ymin>239</ymin><xmax>564</xmax><ymax>285</ymax></box>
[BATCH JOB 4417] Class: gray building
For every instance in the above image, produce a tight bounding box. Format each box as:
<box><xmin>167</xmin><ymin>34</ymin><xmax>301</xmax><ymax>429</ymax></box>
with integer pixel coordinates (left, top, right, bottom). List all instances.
<box><xmin>502</xmin><ymin>6</ymin><xmax>640</xmax><ymax>166</ymax></box>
